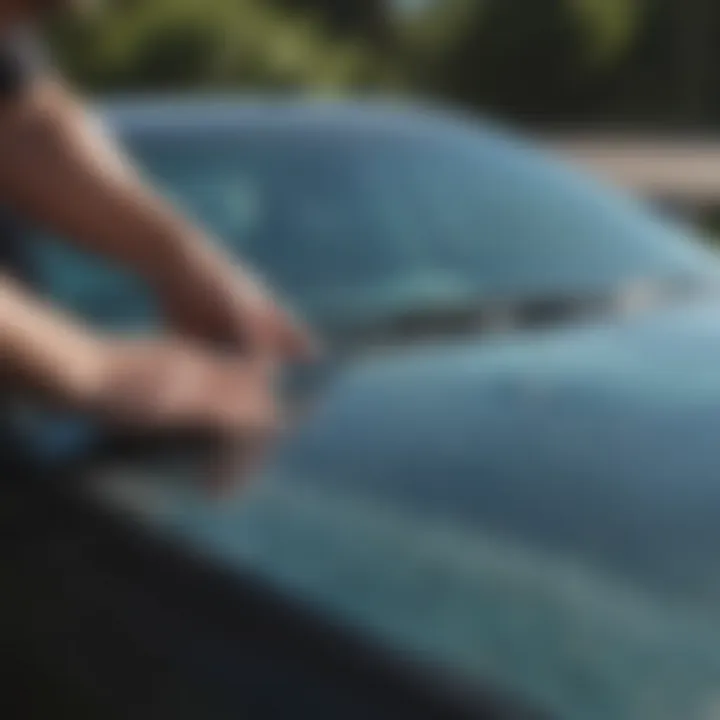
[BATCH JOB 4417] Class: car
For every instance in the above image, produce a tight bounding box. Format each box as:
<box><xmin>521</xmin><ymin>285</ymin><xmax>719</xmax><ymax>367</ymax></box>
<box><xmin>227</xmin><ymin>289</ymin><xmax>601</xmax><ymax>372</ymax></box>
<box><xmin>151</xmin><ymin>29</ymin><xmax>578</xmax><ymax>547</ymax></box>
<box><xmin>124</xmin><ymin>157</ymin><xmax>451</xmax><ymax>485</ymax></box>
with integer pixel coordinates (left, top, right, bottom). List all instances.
<box><xmin>11</xmin><ymin>97</ymin><xmax>720</xmax><ymax>720</ymax></box>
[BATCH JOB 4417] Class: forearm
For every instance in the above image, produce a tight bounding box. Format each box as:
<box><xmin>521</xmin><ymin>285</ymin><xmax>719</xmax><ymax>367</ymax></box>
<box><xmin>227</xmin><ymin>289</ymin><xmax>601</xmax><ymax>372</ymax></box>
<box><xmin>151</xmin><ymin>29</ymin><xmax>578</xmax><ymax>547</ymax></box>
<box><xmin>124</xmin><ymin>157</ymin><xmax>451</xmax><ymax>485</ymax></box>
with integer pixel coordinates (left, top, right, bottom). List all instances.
<box><xmin>0</xmin><ymin>79</ymin><xmax>310</xmax><ymax>356</ymax></box>
<box><xmin>0</xmin><ymin>80</ymin><xmax>237</xmax><ymax>290</ymax></box>
<box><xmin>0</xmin><ymin>276</ymin><xmax>104</xmax><ymax>406</ymax></box>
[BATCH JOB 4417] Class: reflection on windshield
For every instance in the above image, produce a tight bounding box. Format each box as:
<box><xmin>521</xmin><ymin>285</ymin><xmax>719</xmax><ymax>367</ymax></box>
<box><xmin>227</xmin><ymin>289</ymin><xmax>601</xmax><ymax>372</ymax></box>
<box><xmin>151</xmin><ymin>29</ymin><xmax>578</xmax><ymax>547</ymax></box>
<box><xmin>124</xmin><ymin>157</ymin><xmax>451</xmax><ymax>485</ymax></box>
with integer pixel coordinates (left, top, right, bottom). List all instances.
<box><xmin>71</xmin><ymin>120</ymin><xmax>720</xmax><ymax>720</ymax></box>
<box><xmin>132</xmin><ymin>126</ymin><xmax>716</xmax><ymax>327</ymax></box>
<box><xmin>93</xmin><ymin>469</ymin><xmax>720</xmax><ymax>720</ymax></box>
<box><xmin>33</xmin><ymin>122</ymin><xmax>719</xmax><ymax>334</ymax></box>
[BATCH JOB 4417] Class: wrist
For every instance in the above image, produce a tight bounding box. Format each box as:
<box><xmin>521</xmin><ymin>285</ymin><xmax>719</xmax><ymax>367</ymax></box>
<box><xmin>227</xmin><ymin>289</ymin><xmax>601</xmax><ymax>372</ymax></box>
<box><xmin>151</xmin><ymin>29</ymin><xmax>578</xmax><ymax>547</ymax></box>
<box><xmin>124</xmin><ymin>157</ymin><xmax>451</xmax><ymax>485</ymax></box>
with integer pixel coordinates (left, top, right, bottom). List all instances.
<box><xmin>138</xmin><ymin>226</ymin><xmax>231</xmax><ymax>293</ymax></box>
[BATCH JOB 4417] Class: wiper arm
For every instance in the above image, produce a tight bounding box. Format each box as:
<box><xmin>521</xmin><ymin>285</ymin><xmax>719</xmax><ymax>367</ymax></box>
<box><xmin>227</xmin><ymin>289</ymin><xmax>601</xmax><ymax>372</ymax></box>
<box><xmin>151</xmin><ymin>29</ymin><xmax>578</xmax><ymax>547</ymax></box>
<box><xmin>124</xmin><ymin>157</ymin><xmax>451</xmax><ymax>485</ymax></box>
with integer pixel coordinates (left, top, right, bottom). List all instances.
<box><xmin>365</xmin><ymin>302</ymin><xmax>511</xmax><ymax>339</ymax></box>
<box><xmin>332</xmin><ymin>277</ymin><xmax>709</xmax><ymax>347</ymax></box>
<box><xmin>327</xmin><ymin>301</ymin><xmax>508</xmax><ymax>347</ymax></box>
<box><xmin>337</xmin><ymin>292</ymin><xmax>607</xmax><ymax>345</ymax></box>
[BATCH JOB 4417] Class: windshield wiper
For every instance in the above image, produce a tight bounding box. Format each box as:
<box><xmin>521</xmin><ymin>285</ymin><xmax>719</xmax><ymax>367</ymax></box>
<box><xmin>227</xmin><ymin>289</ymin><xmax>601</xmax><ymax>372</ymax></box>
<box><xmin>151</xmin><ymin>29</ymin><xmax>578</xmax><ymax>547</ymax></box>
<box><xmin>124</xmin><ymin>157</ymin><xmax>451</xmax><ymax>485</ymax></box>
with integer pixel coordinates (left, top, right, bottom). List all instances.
<box><xmin>331</xmin><ymin>276</ymin><xmax>714</xmax><ymax>347</ymax></box>
<box><xmin>281</xmin><ymin>276</ymin><xmax>714</xmax><ymax>416</ymax></box>
<box><xmin>329</xmin><ymin>298</ymin><xmax>566</xmax><ymax>348</ymax></box>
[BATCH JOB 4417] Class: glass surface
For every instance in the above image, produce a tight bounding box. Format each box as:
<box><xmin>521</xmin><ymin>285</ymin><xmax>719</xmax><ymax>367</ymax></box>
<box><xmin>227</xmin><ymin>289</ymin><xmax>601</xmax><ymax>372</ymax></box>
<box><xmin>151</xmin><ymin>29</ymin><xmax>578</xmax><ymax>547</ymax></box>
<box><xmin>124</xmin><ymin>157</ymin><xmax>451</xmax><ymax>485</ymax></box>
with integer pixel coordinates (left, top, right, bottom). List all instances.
<box><xmin>34</xmin><ymin>117</ymin><xmax>720</xmax><ymax>720</ymax></box>
<box><xmin>137</xmin><ymin>127</ymin><xmax>718</xmax><ymax>323</ymax></box>
<box><xmin>34</xmin><ymin>121</ymin><xmax>717</xmax><ymax>330</ymax></box>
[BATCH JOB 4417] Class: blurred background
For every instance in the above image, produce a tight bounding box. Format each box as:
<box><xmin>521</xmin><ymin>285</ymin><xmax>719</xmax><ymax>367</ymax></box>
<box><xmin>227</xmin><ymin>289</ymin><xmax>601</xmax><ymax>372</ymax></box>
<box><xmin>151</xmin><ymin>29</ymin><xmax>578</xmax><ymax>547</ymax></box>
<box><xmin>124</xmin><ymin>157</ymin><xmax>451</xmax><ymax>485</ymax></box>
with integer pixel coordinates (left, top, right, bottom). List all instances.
<box><xmin>48</xmin><ymin>0</ymin><xmax>714</xmax><ymax>126</ymax></box>
<box><xmin>48</xmin><ymin>0</ymin><xmax>720</xmax><ymax>231</ymax></box>
<box><xmin>18</xmin><ymin>4</ymin><xmax>720</xmax><ymax>719</ymax></box>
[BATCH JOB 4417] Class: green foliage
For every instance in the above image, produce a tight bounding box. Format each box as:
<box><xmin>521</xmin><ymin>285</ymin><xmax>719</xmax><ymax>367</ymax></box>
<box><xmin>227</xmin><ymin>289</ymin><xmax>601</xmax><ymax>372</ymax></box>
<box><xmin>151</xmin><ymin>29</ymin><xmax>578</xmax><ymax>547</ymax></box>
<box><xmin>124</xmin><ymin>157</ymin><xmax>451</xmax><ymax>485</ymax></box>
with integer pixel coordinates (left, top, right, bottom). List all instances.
<box><xmin>400</xmin><ymin>0</ymin><xmax>643</xmax><ymax>66</ymax></box>
<box><xmin>273</xmin><ymin>0</ymin><xmax>394</xmax><ymax>46</ymax></box>
<box><xmin>389</xmin><ymin>0</ymin><xmax>720</xmax><ymax>128</ymax></box>
<box><xmin>52</xmin><ymin>0</ymin><xmax>385</xmax><ymax>93</ymax></box>
<box><xmin>50</xmin><ymin>0</ymin><xmax>720</xmax><ymax>130</ymax></box>
<box><xmin>567</xmin><ymin>0</ymin><xmax>645</xmax><ymax>66</ymax></box>
<box><xmin>398</xmin><ymin>0</ymin><xmax>605</xmax><ymax>120</ymax></box>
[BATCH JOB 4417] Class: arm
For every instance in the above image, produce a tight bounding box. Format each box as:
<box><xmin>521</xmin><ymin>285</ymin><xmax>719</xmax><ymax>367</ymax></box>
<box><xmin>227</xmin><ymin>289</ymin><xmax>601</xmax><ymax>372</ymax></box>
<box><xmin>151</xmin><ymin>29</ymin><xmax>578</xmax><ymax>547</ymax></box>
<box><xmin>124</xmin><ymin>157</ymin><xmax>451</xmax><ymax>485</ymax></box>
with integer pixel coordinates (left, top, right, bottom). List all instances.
<box><xmin>0</xmin><ymin>80</ymin><xmax>199</xmax><ymax>276</ymax></box>
<box><xmin>0</xmin><ymin>79</ymin><xmax>312</xmax><ymax>355</ymax></box>
<box><xmin>0</xmin><ymin>274</ymin><xmax>104</xmax><ymax>406</ymax></box>
<box><xmin>0</xmin><ymin>275</ymin><xmax>279</xmax><ymax>442</ymax></box>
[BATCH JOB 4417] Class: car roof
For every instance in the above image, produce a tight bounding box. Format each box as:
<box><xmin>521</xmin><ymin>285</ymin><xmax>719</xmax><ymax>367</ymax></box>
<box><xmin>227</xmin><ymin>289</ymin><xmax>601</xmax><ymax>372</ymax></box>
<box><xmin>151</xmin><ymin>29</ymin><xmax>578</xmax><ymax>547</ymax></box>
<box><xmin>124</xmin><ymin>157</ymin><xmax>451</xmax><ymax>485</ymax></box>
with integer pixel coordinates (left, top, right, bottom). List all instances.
<box><xmin>97</xmin><ymin>95</ymin><xmax>493</xmax><ymax>139</ymax></box>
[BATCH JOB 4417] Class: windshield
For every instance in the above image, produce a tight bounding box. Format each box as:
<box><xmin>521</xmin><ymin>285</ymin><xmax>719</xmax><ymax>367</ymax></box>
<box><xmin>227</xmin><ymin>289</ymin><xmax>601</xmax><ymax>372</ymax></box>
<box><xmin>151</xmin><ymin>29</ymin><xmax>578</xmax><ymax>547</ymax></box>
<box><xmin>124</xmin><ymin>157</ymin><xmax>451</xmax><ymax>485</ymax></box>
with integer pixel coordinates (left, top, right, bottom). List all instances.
<box><xmin>33</xmin><ymin>119</ymin><xmax>718</xmax><ymax>330</ymax></box>
<box><xmin>32</xmin><ymin>115</ymin><xmax>720</xmax><ymax>720</ymax></box>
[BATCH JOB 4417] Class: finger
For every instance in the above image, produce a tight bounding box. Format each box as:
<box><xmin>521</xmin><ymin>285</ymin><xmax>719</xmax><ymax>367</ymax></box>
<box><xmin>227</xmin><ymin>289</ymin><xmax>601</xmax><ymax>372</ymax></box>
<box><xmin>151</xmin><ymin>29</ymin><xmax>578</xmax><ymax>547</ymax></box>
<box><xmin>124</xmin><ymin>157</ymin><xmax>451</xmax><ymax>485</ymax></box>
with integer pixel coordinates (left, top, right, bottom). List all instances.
<box><xmin>206</xmin><ymin>430</ymin><xmax>274</xmax><ymax>501</ymax></box>
<box><xmin>276</xmin><ymin>311</ymin><xmax>321</xmax><ymax>361</ymax></box>
<box><xmin>287</xmin><ymin>326</ymin><xmax>320</xmax><ymax>360</ymax></box>
<box><xmin>157</xmin><ymin>354</ymin><xmax>219</xmax><ymax>426</ymax></box>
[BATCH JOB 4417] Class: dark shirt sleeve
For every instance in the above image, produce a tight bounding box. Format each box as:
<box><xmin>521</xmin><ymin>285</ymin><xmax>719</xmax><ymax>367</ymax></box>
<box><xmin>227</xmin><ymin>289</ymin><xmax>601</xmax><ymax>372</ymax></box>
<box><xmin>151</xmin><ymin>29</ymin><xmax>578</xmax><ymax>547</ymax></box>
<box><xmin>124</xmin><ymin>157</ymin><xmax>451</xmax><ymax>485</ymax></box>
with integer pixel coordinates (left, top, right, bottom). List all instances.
<box><xmin>0</xmin><ymin>31</ymin><xmax>45</xmax><ymax>282</ymax></box>
<box><xmin>0</xmin><ymin>30</ymin><xmax>43</xmax><ymax>98</ymax></box>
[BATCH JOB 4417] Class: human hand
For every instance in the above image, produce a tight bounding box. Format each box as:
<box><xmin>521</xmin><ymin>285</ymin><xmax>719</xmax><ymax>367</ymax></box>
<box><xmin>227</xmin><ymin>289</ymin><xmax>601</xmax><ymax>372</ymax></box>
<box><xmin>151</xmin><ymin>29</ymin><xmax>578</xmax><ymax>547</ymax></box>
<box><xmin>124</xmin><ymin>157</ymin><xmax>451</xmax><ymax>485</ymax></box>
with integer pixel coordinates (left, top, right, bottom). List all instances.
<box><xmin>161</xmin><ymin>266</ymin><xmax>317</xmax><ymax>362</ymax></box>
<box><xmin>93</xmin><ymin>339</ymin><xmax>282</xmax><ymax>493</ymax></box>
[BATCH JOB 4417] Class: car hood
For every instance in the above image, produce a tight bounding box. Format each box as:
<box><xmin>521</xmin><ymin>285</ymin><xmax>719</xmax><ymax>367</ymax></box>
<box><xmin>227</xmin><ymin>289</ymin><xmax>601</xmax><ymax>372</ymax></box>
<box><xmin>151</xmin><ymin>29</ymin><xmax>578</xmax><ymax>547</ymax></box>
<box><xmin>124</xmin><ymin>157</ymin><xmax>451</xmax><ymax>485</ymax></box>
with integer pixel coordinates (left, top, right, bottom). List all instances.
<box><xmin>283</xmin><ymin>294</ymin><xmax>720</xmax><ymax>563</ymax></box>
<box><xmin>101</xmin><ymin>295</ymin><xmax>720</xmax><ymax>720</ymax></box>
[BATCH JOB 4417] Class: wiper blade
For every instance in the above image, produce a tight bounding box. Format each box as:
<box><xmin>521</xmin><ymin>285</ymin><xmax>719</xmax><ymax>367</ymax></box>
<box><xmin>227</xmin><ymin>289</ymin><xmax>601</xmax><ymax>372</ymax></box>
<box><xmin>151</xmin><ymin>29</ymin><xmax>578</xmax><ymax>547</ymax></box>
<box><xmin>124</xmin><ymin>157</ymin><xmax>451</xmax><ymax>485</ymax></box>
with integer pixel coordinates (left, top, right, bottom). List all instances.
<box><xmin>364</xmin><ymin>302</ymin><xmax>512</xmax><ymax>338</ymax></box>
<box><xmin>337</xmin><ymin>291</ymin><xmax>607</xmax><ymax>344</ymax></box>
<box><xmin>333</xmin><ymin>276</ymin><xmax>711</xmax><ymax>347</ymax></box>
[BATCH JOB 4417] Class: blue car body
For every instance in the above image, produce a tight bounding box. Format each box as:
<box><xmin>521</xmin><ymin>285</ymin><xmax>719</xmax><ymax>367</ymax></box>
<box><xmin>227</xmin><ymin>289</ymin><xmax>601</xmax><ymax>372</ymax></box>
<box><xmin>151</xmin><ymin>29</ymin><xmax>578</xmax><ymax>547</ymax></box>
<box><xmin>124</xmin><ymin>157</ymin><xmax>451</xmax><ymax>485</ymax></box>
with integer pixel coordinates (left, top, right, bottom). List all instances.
<box><xmin>31</xmin><ymin>98</ymin><xmax>720</xmax><ymax>720</ymax></box>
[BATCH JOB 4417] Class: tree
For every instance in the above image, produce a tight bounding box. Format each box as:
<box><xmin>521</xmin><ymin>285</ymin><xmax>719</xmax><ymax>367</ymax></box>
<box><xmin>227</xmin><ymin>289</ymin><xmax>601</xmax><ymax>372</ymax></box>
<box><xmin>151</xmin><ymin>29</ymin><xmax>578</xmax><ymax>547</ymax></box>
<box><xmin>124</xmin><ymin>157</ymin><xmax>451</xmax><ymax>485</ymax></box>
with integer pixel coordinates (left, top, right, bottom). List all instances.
<box><xmin>52</xmin><ymin>0</ymin><xmax>720</xmax><ymax>130</ymax></box>
<box><xmin>397</xmin><ymin>0</ymin><xmax>720</xmax><ymax>129</ymax></box>
<box><xmin>52</xmin><ymin>0</ymin><xmax>385</xmax><ymax>93</ymax></box>
<box><xmin>396</xmin><ymin>0</ymin><xmax>646</xmax><ymax>125</ymax></box>
<box><xmin>273</xmin><ymin>0</ymin><xmax>396</xmax><ymax>47</ymax></box>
